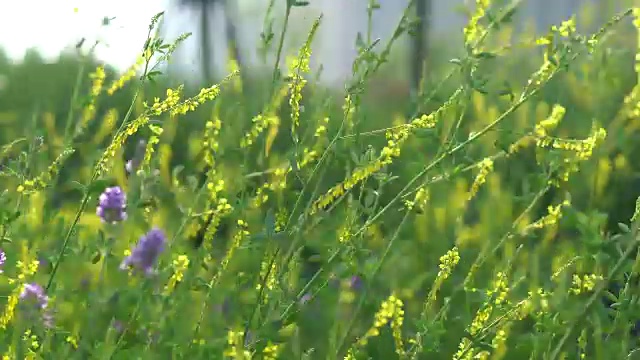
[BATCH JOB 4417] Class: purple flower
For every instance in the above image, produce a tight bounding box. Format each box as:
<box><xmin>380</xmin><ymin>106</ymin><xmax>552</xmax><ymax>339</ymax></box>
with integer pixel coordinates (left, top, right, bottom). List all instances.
<box><xmin>20</xmin><ymin>283</ymin><xmax>48</xmax><ymax>309</ymax></box>
<box><xmin>120</xmin><ymin>227</ymin><xmax>167</xmax><ymax>275</ymax></box>
<box><xmin>97</xmin><ymin>186</ymin><xmax>127</xmax><ymax>224</ymax></box>
<box><xmin>349</xmin><ymin>275</ymin><xmax>363</xmax><ymax>291</ymax></box>
<box><xmin>111</xmin><ymin>319</ymin><xmax>125</xmax><ymax>333</ymax></box>
<box><xmin>19</xmin><ymin>283</ymin><xmax>53</xmax><ymax>327</ymax></box>
<box><xmin>299</xmin><ymin>293</ymin><xmax>312</xmax><ymax>305</ymax></box>
<box><xmin>0</xmin><ymin>249</ymin><xmax>5</xmax><ymax>273</ymax></box>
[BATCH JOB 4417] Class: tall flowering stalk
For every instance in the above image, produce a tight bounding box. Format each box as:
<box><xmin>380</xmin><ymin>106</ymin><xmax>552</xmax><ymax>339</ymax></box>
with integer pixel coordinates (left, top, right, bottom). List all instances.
<box><xmin>287</xmin><ymin>15</ymin><xmax>321</xmax><ymax>144</ymax></box>
<box><xmin>1</xmin><ymin>256</ymin><xmax>40</xmax><ymax>329</ymax></box>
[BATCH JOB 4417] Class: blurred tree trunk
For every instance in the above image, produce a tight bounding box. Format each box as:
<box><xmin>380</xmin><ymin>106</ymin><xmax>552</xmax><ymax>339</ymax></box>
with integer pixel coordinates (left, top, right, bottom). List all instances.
<box><xmin>411</xmin><ymin>0</ymin><xmax>431</xmax><ymax>97</ymax></box>
<box><xmin>199</xmin><ymin>0</ymin><xmax>214</xmax><ymax>83</ymax></box>
<box><xmin>222</xmin><ymin>0</ymin><xmax>246</xmax><ymax>87</ymax></box>
<box><xmin>176</xmin><ymin>0</ymin><xmax>244</xmax><ymax>86</ymax></box>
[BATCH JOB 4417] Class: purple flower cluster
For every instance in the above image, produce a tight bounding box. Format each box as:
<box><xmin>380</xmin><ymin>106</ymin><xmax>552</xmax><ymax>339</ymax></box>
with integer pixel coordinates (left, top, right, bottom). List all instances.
<box><xmin>0</xmin><ymin>249</ymin><xmax>5</xmax><ymax>273</ymax></box>
<box><xmin>120</xmin><ymin>227</ymin><xmax>167</xmax><ymax>275</ymax></box>
<box><xmin>97</xmin><ymin>186</ymin><xmax>127</xmax><ymax>224</ymax></box>
<box><xmin>20</xmin><ymin>283</ymin><xmax>48</xmax><ymax>308</ymax></box>
<box><xmin>19</xmin><ymin>283</ymin><xmax>53</xmax><ymax>327</ymax></box>
<box><xmin>95</xmin><ymin>183</ymin><xmax>167</xmax><ymax>276</ymax></box>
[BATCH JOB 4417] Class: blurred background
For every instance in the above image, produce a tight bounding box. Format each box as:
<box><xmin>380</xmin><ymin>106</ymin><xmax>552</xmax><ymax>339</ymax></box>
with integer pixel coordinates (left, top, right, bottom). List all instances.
<box><xmin>0</xmin><ymin>0</ymin><xmax>628</xmax><ymax>87</ymax></box>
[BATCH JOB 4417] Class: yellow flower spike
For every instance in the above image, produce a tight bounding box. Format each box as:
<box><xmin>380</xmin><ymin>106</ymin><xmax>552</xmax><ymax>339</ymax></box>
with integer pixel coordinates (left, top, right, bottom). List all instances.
<box><xmin>17</xmin><ymin>148</ymin><xmax>75</xmax><ymax>194</ymax></box>
<box><xmin>569</xmin><ymin>273</ymin><xmax>603</xmax><ymax>295</ymax></box>
<box><xmin>97</xmin><ymin>72</ymin><xmax>236</xmax><ymax>176</ymax></box>
<box><xmin>454</xmin><ymin>271</ymin><xmax>511</xmax><ymax>360</ymax></box>
<box><xmin>107</xmin><ymin>55</ymin><xmax>144</xmax><ymax>96</ymax></box>
<box><xmin>463</xmin><ymin>0</ymin><xmax>492</xmax><ymax>51</ymax></box>
<box><xmin>80</xmin><ymin>65</ymin><xmax>106</xmax><ymax>132</ymax></box>
<box><xmin>421</xmin><ymin>246</ymin><xmax>461</xmax><ymax>321</ymax></box>
<box><xmin>468</xmin><ymin>157</ymin><xmax>494</xmax><ymax>201</ymax></box>
<box><xmin>262</xmin><ymin>342</ymin><xmax>282</xmax><ymax>360</ymax></box>
<box><xmin>164</xmin><ymin>254</ymin><xmax>190</xmax><ymax>295</ymax></box>
<box><xmin>0</xmin><ymin>254</ymin><xmax>39</xmax><ymax>329</ymax></box>
<box><xmin>65</xmin><ymin>335</ymin><xmax>79</xmax><ymax>349</ymax></box>
<box><xmin>93</xmin><ymin>109</ymin><xmax>118</xmax><ymax>145</ymax></box>
<box><xmin>288</xmin><ymin>16</ymin><xmax>320</xmax><ymax>143</ymax></box>
<box><xmin>141</xmin><ymin>124</ymin><xmax>163</xmax><ymax>170</ymax></box>
<box><xmin>347</xmin><ymin>293</ymin><xmax>405</xmax><ymax>357</ymax></box>
<box><xmin>223</xmin><ymin>329</ymin><xmax>252</xmax><ymax>359</ymax></box>
<box><xmin>311</xmin><ymin>89</ymin><xmax>461</xmax><ymax>215</ymax></box>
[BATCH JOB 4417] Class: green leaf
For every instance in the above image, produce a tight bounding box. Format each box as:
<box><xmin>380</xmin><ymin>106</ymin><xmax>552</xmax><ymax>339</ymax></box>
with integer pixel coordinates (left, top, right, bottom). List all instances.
<box><xmin>91</xmin><ymin>251</ymin><xmax>102</xmax><ymax>264</ymax></box>
<box><xmin>363</xmin><ymin>190</ymin><xmax>377</xmax><ymax>209</ymax></box>
<box><xmin>500</xmin><ymin>7</ymin><xmax>517</xmax><ymax>24</ymax></box>
<box><xmin>618</xmin><ymin>222</ymin><xmax>631</xmax><ymax>233</ymax></box>
<box><xmin>191</xmin><ymin>278</ymin><xmax>211</xmax><ymax>291</ymax></box>
<box><xmin>474</xmin><ymin>51</ymin><xmax>498</xmax><ymax>59</ymax></box>
<box><xmin>146</xmin><ymin>71</ymin><xmax>163</xmax><ymax>81</ymax></box>
<box><xmin>5</xmin><ymin>210</ymin><xmax>21</xmax><ymax>224</ymax></box>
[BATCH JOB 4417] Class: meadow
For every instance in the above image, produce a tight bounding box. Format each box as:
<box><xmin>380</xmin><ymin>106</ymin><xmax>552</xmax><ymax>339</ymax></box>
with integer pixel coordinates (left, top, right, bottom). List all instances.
<box><xmin>1</xmin><ymin>0</ymin><xmax>640</xmax><ymax>359</ymax></box>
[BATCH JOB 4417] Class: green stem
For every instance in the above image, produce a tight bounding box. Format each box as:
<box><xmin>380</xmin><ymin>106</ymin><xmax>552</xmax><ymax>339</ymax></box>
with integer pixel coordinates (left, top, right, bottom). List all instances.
<box><xmin>45</xmin><ymin>91</ymin><xmax>140</xmax><ymax>291</ymax></box>
<box><xmin>549</xmin><ymin>213</ymin><xmax>640</xmax><ymax>359</ymax></box>
<box><xmin>269</xmin><ymin>2</ymin><xmax>292</xmax><ymax>97</ymax></box>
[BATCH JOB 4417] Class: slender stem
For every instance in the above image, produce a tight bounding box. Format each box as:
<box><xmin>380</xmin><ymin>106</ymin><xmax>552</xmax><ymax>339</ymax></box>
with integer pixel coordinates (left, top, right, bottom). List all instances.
<box><xmin>45</xmin><ymin>16</ymin><xmax>165</xmax><ymax>290</ymax></box>
<box><xmin>549</xmin><ymin>215</ymin><xmax>640</xmax><ymax>359</ymax></box>
<box><xmin>45</xmin><ymin>92</ymin><xmax>140</xmax><ymax>291</ymax></box>
<box><xmin>63</xmin><ymin>48</ymin><xmax>93</xmax><ymax>144</ymax></box>
<box><xmin>269</xmin><ymin>3</ymin><xmax>291</xmax><ymax>97</ymax></box>
<box><xmin>336</xmin><ymin>211</ymin><xmax>411</xmax><ymax>356</ymax></box>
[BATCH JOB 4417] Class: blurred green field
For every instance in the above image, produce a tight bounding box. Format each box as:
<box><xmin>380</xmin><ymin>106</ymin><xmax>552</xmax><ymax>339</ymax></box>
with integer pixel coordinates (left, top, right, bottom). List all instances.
<box><xmin>2</xmin><ymin>1</ymin><xmax>640</xmax><ymax>359</ymax></box>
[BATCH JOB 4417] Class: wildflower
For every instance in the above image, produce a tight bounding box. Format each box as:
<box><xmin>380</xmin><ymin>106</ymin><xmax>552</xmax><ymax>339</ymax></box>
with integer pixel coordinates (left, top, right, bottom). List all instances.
<box><xmin>16</xmin><ymin>148</ymin><xmax>75</xmax><ymax>194</ymax></box>
<box><xmin>19</xmin><ymin>283</ymin><xmax>53</xmax><ymax>327</ymax></box>
<box><xmin>120</xmin><ymin>227</ymin><xmax>167</xmax><ymax>275</ymax></box>
<box><xmin>97</xmin><ymin>186</ymin><xmax>127</xmax><ymax>224</ymax></box>
<box><xmin>65</xmin><ymin>335</ymin><xmax>78</xmax><ymax>349</ymax></box>
<box><xmin>111</xmin><ymin>319</ymin><xmax>125</xmax><ymax>333</ymax></box>
<box><xmin>19</xmin><ymin>283</ymin><xmax>48</xmax><ymax>309</ymax></box>
<box><xmin>0</xmin><ymin>250</ymin><xmax>5</xmax><ymax>273</ymax></box>
<box><xmin>164</xmin><ymin>254</ymin><xmax>189</xmax><ymax>294</ymax></box>
<box><xmin>352</xmin><ymin>293</ymin><xmax>404</xmax><ymax>350</ymax></box>
<box><xmin>299</xmin><ymin>293</ymin><xmax>312</xmax><ymax>305</ymax></box>
<box><xmin>349</xmin><ymin>275</ymin><xmax>363</xmax><ymax>291</ymax></box>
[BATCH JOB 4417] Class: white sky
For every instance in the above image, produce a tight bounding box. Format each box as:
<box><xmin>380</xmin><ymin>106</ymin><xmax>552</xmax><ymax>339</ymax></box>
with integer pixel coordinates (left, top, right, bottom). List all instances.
<box><xmin>0</xmin><ymin>0</ymin><xmax>167</xmax><ymax>70</ymax></box>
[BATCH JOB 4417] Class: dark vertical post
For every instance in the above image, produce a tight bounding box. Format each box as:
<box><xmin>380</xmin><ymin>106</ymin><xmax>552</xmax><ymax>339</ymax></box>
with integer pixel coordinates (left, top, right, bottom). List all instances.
<box><xmin>222</xmin><ymin>0</ymin><xmax>246</xmax><ymax>87</ymax></box>
<box><xmin>411</xmin><ymin>0</ymin><xmax>431</xmax><ymax>97</ymax></box>
<box><xmin>199</xmin><ymin>0</ymin><xmax>214</xmax><ymax>83</ymax></box>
